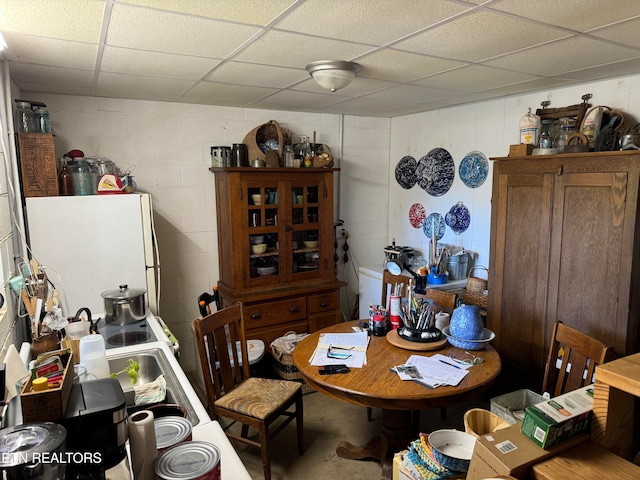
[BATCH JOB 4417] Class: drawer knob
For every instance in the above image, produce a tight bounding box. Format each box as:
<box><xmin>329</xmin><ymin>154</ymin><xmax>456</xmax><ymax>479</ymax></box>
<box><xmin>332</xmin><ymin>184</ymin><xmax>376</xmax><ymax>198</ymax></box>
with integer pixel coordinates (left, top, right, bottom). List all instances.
<box><xmin>320</xmin><ymin>301</ymin><xmax>329</xmax><ymax>307</ymax></box>
<box><xmin>250</xmin><ymin>313</ymin><xmax>262</xmax><ymax>320</ymax></box>
<box><xmin>289</xmin><ymin>306</ymin><xmax>300</xmax><ymax>313</ymax></box>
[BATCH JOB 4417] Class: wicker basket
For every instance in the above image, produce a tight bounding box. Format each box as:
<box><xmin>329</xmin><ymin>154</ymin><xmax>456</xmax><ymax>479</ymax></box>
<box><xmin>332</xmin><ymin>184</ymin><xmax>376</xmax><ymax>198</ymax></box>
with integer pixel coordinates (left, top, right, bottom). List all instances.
<box><xmin>461</xmin><ymin>288</ymin><xmax>488</xmax><ymax>309</ymax></box>
<box><xmin>467</xmin><ymin>265</ymin><xmax>488</xmax><ymax>294</ymax></box>
<box><xmin>313</xmin><ymin>144</ymin><xmax>334</xmax><ymax>167</ymax></box>
<box><xmin>270</xmin><ymin>332</ymin><xmax>315</xmax><ymax>395</ymax></box>
<box><xmin>243</xmin><ymin>120</ymin><xmax>287</xmax><ymax>165</ymax></box>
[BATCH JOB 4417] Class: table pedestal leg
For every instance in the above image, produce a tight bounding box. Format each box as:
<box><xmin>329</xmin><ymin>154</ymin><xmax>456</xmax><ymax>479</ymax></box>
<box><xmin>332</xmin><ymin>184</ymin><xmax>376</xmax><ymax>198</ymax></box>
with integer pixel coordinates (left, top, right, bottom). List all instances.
<box><xmin>335</xmin><ymin>409</ymin><xmax>416</xmax><ymax>480</ymax></box>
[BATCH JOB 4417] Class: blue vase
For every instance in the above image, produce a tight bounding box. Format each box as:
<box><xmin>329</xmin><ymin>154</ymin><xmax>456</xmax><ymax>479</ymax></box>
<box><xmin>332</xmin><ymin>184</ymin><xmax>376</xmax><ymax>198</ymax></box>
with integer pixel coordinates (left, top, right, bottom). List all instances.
<box><xmin>449</xmin><ymin>305</ymin><xmax>483</xmax><ymax>340</ymax></box>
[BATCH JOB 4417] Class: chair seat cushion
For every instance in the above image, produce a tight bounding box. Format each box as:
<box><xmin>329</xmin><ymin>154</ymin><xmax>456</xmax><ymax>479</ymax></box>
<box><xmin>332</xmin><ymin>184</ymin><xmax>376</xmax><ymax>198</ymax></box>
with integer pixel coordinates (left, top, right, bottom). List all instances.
<box><xmin>214</xmin><ymin>377</ymin><xmax>301</xmax><ymax>420</ymax></box>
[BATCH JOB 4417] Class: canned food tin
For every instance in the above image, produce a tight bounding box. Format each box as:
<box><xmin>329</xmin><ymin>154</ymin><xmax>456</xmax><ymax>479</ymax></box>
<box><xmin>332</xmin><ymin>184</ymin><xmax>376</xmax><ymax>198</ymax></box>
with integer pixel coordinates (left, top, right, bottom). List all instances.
<box><xmin>155</xmin><ymin>416</ymin><xmax>193</xmax><ymax>454</ymax></box>
<box><xmin>155</xmin><ymin>441</ymin><xmax>221</xmax><ymax>480</ymax></box>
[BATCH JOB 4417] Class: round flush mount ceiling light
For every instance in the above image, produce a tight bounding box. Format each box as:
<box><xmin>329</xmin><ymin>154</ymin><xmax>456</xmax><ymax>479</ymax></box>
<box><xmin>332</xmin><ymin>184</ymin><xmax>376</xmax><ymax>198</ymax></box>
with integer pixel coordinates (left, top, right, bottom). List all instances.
<box><xmin>305</xmin><ymin>60</ymin><xmax>361</xmax><ymax>92</ymax></box>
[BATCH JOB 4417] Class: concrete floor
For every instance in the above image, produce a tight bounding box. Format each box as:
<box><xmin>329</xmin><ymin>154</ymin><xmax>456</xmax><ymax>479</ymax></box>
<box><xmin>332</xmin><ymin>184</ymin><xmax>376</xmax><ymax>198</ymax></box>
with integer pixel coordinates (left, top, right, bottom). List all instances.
<box><xmin>223</xmin><ymin>388</ymin><xmax>487</xmax><ymax>480</ymax></box>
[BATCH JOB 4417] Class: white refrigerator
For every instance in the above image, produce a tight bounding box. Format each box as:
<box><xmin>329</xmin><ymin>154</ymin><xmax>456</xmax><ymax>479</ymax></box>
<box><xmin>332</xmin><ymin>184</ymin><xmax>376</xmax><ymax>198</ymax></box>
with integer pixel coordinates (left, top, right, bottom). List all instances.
<box><xmin>25</xmin><ymin>193</ymin><xmax>159</xmax><ymax>318</ymax></box>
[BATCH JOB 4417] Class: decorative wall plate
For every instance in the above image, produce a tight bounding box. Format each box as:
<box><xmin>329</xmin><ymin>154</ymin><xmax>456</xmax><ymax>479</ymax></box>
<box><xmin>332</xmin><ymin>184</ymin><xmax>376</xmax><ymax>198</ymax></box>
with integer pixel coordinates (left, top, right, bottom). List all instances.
<box><xmin>395</xmin><ymin>156</ymin><xmax>417</xmax><ymax>189</ymax></box>
<box><xmin>423</xmin><ymin>213</ymin><xmax>446</xmax><ymax>240</ymax></box>
<box><xmin>409</xmin><ymin>203</ymin><xmax>426</xmax><ymax>228</ymax></box>
<box><xmin>459</xmin><ymin>151</ymin><xmax>489</xmax><ymax>188</ymax></box>
<box><xmin>415</xmin><ymin>148</ymin><xmax>455</xmax><ymax>197</ymax></box>
<box><xmin>445</xmin><ymin>202</ymin><xmax>471</xmax><ymax>235</ymax></box>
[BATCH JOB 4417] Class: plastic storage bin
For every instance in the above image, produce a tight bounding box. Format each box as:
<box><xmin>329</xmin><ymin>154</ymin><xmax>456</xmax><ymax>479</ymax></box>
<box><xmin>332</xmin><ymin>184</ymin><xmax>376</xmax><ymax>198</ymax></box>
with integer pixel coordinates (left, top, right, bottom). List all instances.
<box><xmin>490</xmin><ymin>389</ymin><xmax>546</xmax><ymax>424</ymax></box>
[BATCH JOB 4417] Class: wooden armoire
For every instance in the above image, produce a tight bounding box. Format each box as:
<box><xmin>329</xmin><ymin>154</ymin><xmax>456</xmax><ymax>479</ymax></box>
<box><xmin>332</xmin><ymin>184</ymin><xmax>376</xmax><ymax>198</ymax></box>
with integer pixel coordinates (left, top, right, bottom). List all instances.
<box><xmin>487</xmin><ymin>151</ymin><xmax>640</xmax><ymax>389</ymax></box>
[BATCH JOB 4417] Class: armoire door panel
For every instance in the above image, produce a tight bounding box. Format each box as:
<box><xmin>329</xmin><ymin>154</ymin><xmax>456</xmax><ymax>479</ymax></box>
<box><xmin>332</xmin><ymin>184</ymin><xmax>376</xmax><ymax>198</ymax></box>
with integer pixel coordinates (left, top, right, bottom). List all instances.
<box><xmin>491</xmin><ymin>173</ymin><xmax>553</xmax><ymax>373</ymax></box>
<box><xmin>548</xmin><ymin>173</ymin><xmax>627</xmax><ymax>351</ymax></box>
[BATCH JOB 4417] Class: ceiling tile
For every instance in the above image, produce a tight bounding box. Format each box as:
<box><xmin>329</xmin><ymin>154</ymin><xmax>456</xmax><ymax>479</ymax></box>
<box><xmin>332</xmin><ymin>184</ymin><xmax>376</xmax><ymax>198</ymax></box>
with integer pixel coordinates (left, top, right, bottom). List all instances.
<box><xmin>205</xmin><ymin>61</ymin><xmax>308</xmax><ymax>88</ymax></box>
<box><xmin>315</xmin><ymin>97</ymin><xmax>399</xmax><ymax>116</ymax></box>
<box><xmin>357</xmin><ymin>49</ymin><xmax>465</xmax><ymax>82</ymax></box>
<box><xmin>273</xmin><ymin>0</ymin><xmax>471</xmax><ymax>45</ymax></box>
<box><xmin>489</xmin><ymin>0</ymin><xmax>640</xmax><ymax>32</ymax></box>
<box><xmin>479</xmin><ymin>77</ymin><xmax>582</xmax><ymax>97</ymax></box>
<box><xmin>119</xmin><ymin>0</ymin><xmax>296</xmax><ymax>25</ymax></box>
<box><xmin>588</xmin><ymin>17</ymin><xmax>640</xmax><ymax>49</ymax></box>
<box><xmin>101</xmin><ymin>46</ymin><xmax>220</xmax><ymax>80</ymax></box>
<box><xmin>0</xmin><ymin>0</ymin><xmax>104</xmax><ymax>42</ymax></box>
<box><xmin>554</xmin><ymin>57</ymin><xmax>640</xmax><ymax>82</ymax></box>
<box><xmin>182</xmin><ymin>81</ymin><xmax>278</xmax><ymax>103</ymax></box>
<box><xmin>257</xmin><ymin>89</ymin><xmax>349</xmax><ymax>109</ymax></box>
<box><xmin>2</xmin><ymin>32</ymin><xmax>98</xmax><ymax>69</ymax></box>
<box><xmin>412</xmin><ymin>64</ymin><xmax>539</xmax><ymax>92</ymax></box>
<box><xmin>483</xmin><ymin>36</ymin><xmax>640</xmax><ymax>77</ymax></box>
<box><xmin>232</xmin><ymin>30</ymin><xmax>374</xmax><ymax>68</ymax></box>
<box><xmin>17</xmin><ymin>82</ymin><xmax>93</xmax><ymax>96</ymax></box>
<box><xmin>394</xmin><ymin>10</ymin><xmax>569</xmax><ymax>62</ymax></box>
<box><xmin>360</xmin><ymin>84</ymin><xmax>455</xmax><ymax>107</ymax></box>
<box><xmin>96</xmin><ymin>71</ymin><xmax>194</xmax><ymax>97</ymax></box>
<box><xmin>10</xmin><ymin>63</ymin><xmax>94</xmax><ymax>89</ymax></box>
<box><xmin>107</xmin><ymin>3</ymin><xmax>261</xmax><ymax>58</ymax></box>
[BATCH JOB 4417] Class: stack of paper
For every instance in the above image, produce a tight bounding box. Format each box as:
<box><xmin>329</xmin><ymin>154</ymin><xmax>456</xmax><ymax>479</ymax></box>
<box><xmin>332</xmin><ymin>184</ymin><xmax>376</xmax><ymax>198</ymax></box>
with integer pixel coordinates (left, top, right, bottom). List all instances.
<box><xmin>392</xmin><ymin>354</ymin><xmax>470</xmax><ymax>388</ymax></box>
<box><xmin>309</xmin><ymin>331</ymin><xmax>369</xmax><ymax>368</ymax></box>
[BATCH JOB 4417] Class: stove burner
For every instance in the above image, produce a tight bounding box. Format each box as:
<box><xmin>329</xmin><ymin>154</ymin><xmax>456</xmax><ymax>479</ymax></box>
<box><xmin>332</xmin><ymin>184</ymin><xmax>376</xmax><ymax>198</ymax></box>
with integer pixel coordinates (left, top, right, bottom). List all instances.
<box><xmin>107</xmin><ymin>331</ymin><xmax>149</xmax><ymax>346</ymax></box>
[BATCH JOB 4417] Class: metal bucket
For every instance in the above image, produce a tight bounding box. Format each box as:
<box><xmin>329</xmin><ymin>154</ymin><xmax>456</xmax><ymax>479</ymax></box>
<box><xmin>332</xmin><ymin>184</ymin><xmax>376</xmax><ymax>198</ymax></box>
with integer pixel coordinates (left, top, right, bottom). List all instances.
<box><xmin>445</xmin><ymin>253</ymin><xmax>470</xmax><ymax>280</ymax></box>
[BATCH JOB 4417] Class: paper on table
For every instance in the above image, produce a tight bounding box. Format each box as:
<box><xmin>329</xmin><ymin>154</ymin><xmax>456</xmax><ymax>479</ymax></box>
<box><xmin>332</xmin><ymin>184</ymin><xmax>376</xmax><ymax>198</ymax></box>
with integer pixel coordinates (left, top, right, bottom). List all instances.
<box><xmin>404</xmin><ymin>354</ymin><xmax>469</xmax><ymax>387</ymax></box>
<box><xmin>309</xmin><ymin>331</ymin><xmax>369</xmax><ymax>368</ymax></box>
<box><xmin>431</xmin><ymin>353</ymin><xmax>473</xmax><ymax>370</ymax></box>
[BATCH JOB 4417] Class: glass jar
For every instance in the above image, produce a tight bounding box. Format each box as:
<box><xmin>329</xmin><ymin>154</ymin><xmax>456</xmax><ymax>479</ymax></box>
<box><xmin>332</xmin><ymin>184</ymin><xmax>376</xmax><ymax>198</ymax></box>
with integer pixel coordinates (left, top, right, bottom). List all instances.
<box><xmin>538</xmin><ymin>120</ymin><xmax>555</xmax><ymax>149</ymax></box>
<box><xmin>284</xmin><ymin>145</ymin><xmax>294</xmax><ymax>168</ymax></box>
<box><xmin>555</xmin><ymin>117</ymin><xmax>575</xmax><ymax>153</ymax></box>
<box><xmin>34</xmin><ymin>108</ymin><xmax>52</xmax><ymax>133</ymax></box>
<box><xmin>68</xmin><ymin>158</ymin><xmax>96</xmax><ymax>195</ymax></box>
<box><xmin>14</xmin><ymin>101</ymin><xmax>36</xmax><ymax>133</ymax></box>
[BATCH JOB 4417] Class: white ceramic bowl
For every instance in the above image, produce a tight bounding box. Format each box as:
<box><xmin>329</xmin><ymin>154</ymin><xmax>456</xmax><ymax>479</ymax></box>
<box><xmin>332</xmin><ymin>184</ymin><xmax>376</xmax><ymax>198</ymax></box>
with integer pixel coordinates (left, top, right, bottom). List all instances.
<box><xmin>256</xmin><ymin>266</ymin><xmax>276</xmax><ymax>276</ymax></box>
<box><xmin>303</xmin><ymin>240</ymin><xmax>318</xmax><ymax>249</ymax></box>
<box><xmin>251</xmin><ymin>194</ymin><xmax>261</xmax><ymax>205</ymax></box>
<box><xmin>428</xmin><ymin>429</ymin><xmax>476</xmax><ymax>472</ymax></box>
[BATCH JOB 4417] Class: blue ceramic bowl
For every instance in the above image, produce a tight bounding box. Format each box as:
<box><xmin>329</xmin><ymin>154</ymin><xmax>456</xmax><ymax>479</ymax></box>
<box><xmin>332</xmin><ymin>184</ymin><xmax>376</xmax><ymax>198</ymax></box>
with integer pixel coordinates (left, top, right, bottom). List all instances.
<box><xmin>442</xmin><ymin>326</ymin><xmax>495</xmax><ymax>351</ymax></box>
<box><xmin>428</xmin><ymin>429</ymin><xmax>476</xmax><ymax>472</ymax></box>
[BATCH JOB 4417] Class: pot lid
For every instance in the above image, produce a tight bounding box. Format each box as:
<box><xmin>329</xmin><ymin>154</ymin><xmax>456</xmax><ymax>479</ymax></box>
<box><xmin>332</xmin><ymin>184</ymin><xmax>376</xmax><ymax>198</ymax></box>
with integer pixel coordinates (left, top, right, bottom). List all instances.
<box><xmin>101</xmin><ymin>284</ymin><xmax>146</xmax><ymax>300</ymax></box>
<box><xmin>0</xmin><ymin>423</ymin><xmax>66</xmax><ymax>467</ymax></box>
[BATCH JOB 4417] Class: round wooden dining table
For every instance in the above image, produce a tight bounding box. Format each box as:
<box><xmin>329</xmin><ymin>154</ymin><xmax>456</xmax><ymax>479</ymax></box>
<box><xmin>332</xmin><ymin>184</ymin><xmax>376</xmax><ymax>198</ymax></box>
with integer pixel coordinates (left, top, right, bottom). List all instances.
<box><xmin>292</xmin><ymin>321</ymin><xmax>502</xmax><ymax>480</ymax></box>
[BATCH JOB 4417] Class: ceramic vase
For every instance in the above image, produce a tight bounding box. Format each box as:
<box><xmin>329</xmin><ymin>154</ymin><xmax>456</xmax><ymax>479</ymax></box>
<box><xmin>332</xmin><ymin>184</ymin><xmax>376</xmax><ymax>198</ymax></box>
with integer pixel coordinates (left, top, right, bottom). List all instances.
<box><xmin>450</xmin><ymin>304</ymin><xmax>483</xmax><ymax>340</ymax></box>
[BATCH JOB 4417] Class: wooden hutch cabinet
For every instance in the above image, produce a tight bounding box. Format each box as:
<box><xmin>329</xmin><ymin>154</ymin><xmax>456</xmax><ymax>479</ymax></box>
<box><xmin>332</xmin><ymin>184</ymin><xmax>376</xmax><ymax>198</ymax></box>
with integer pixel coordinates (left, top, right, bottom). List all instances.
<box><xmin>487</xmin><ymin>151</ymin><xmax>640</xmax><ymax>389</ymax></box>
<box><xmin>211</xmin><ymin>167</ymin><xmax>346</xmax><ymax>350</ymax></box>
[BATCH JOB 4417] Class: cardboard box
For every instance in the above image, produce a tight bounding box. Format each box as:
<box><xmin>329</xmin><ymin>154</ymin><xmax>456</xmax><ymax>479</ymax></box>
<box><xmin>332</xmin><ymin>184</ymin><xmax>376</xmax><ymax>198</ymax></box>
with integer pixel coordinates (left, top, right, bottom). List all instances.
<box><xmin>20</xmin><ymin>354</ymin><xmax>73</xmax><ymax>423</ymax></box>
<box><xmin>521</xmin><ymin>384</ymin><xmax>594</xmax><ymax>449</ymax></box>
<box><xmin>509</xmin><ymin>143</ymin><xmax>535</xmax><ymax>156</ymax></box>
<box><xmin>531</xmin><ymin>441</ymin><xmax>640</xmax><ymax>480</ymax></box>
<box><xmin>467</xmin><ymin>422</ymin><xmax>588</xmax><ymax>480</ymax></box>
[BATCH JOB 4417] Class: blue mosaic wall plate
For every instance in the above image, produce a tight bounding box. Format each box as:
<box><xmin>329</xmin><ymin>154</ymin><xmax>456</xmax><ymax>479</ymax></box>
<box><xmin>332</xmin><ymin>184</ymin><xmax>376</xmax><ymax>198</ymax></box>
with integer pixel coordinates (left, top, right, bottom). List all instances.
<box><xmin>459</xmin><ymin>151</ymin><xmax>488</xmax><ymax>188</ymax></box>
<box><xmin>445</xmin><ymin>202</ymin><xmax>471</xmax><ymax>235</ymax></box>
<box><xmin>423</xmin><ymin>213</ymin><xmax>446</xmax><ymax>240</ymax></box>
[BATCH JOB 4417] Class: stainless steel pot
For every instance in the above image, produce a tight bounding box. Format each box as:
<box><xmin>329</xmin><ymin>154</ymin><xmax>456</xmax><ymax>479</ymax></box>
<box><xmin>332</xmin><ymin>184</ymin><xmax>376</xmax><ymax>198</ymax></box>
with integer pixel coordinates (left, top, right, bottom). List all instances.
<box><xmin>102</xmin><ymin>284</ymin><xmax>146</xmax><ymax>325</ymax></box>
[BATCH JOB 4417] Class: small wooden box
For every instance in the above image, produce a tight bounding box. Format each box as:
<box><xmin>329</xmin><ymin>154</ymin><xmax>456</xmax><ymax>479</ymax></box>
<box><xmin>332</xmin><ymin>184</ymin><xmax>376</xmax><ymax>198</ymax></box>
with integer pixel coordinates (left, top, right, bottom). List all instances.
<box><xmin>20</xmin><ymin>355</ymin><xmax>73</xmax><ymax>423</ymax></box>
<box><xmin>17</xmin><ymin>133</ymin><xmax>59</xmax><ymax>197</ymax></box>
<box><xmin>509</xmin><ymin>143</ymin><xmax>535</xmax><ymax>156</ymax></box>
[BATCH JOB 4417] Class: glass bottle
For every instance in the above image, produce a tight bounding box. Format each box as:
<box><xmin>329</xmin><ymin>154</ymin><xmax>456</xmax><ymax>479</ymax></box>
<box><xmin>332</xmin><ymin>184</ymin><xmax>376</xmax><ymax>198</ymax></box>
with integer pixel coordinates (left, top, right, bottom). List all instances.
<box><xmin>34</xmin><ymin>108</ymin><xmax>52</xmax><ymax>133</ymax></box>
<box><xmin>538</xmin><ymin>120</ymin><xmax>555</xmax><ymax>149</ymax></box>
<box><xmin>14</xmin><ymin>101</ymin><xmax>36</xmax><ymax>133</ymax></box>
<box><xmin>554</xmin><ymin>117</ymin><xmax>575</xmax><ymax>153</ymax></box>
<box><xmin>284</xmin><ymin>145</ymin><xmax>294</xmax><ymax>168</ymax></box>
<box><xmin>58</xmin><ymin>159</ymin><xmax>73</xmax><ymax>196</ymax></box>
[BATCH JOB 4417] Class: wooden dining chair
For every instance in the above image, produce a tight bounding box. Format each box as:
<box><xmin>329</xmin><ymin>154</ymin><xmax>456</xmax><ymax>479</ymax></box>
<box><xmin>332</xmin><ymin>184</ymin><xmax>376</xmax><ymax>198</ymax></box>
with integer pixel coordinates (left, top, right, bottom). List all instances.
<box><xmin>542</xmin><ymin>321</ymin><xmax>614</xmax><ymax>397</ymax></box>
<box><xmin>381</xmin><ymin>269</ymin><xmax>408</xmax><ymax>309</ymax></box>
<box><xmin>420</xmin><ymin>287</ymin><xmax>457</xmax><ymax>314</ymax></box>
<box><xmin>193</xmin><ymin>303</ymin><xmax>304</xmax><ymax>480</ymax></box>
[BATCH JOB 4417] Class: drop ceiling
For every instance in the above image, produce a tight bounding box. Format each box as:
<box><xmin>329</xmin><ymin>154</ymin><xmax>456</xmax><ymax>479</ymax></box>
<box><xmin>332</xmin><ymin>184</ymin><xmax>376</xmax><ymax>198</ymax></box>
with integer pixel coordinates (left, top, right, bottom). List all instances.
<box><xmin>2</xmin><ymin>0</ymin><xmax>640</xmax><ymax>117</ymax></box>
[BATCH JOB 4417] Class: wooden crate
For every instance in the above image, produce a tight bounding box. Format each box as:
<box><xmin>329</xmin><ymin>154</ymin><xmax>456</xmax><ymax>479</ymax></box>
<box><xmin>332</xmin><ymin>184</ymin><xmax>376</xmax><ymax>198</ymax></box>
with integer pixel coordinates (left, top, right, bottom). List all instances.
<box><xmin>20</xmin><ymin>354</ymin><xmax>73</xmax><ymax>423</ymax></box>
<box><xmin>17</xmin><ymin>133</ymin><xmax>59</xmax><ymax>197</ymax></box>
